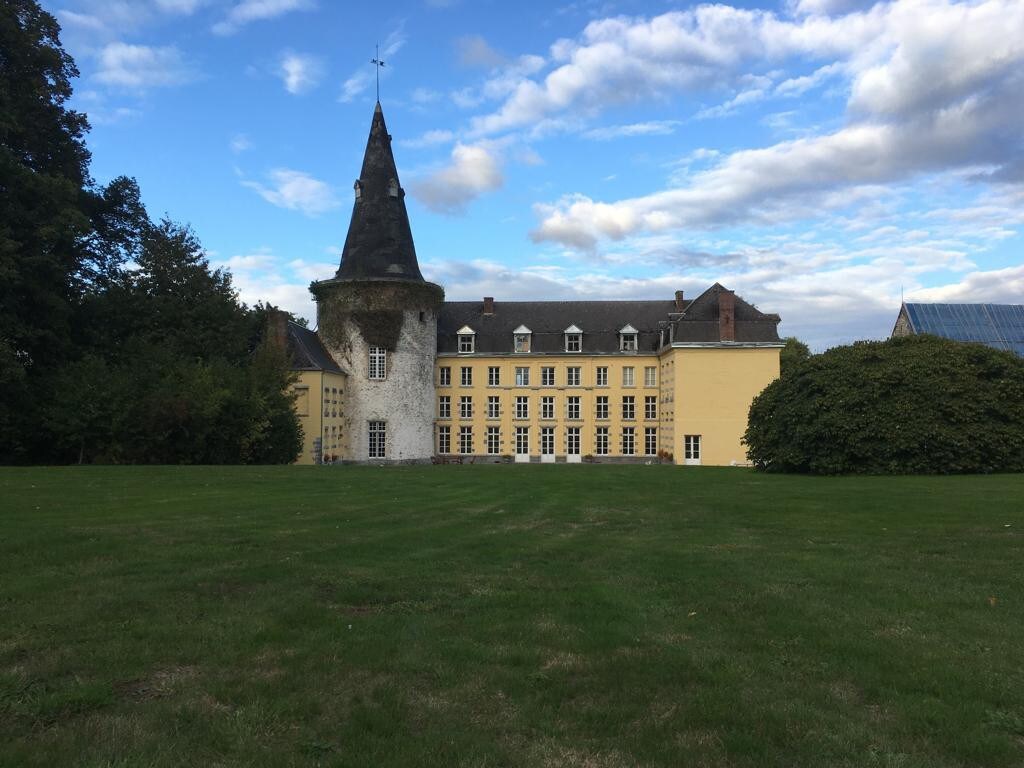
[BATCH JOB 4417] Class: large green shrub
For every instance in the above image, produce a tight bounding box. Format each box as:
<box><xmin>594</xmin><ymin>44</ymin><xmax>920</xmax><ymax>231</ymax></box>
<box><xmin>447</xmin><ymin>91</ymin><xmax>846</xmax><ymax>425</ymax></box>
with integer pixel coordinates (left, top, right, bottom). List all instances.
<box><xmin>744</xmin><ymin>335</ymin><xmax>1024</xmax><ymax>474</ymax></box>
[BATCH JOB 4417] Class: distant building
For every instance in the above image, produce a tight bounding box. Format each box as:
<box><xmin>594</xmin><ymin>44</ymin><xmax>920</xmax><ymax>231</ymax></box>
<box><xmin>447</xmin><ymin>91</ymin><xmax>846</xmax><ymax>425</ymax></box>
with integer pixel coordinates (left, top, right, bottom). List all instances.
<box><xmin>286</xmin><ymin>102</ymin><xmax>785</xmax><ymax>466</ymax></box>
<box><xmin>892</xmin><ymin>303</ymin><xmax>1024</xmax><ymax>357</ymax></box>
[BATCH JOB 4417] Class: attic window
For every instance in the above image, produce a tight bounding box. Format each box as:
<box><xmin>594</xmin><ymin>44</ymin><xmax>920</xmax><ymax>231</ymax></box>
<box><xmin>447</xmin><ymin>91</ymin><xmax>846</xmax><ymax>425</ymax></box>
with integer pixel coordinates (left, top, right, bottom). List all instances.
<box><xmin>620</xmin><ymin>324</ymin><xmax>638</xmax><ymax>352</ymax></box>
<box><xmin>457</xmin><ymin>325</ymin><xmax>475</xmax><ymax>354</ymax></box>
<box><xmin>513</xmin><ymin>325</ymin><xmax>531</xmax><ymax>353</ymax></box>
<box><xmin>353</xmin><ymin>180</ymin><xmax>362</xmax><ymax>201</ymax></box>
<box><xmin>564</xmin><ymin>324</ymin><xmax>582</xmax><ymax>353</ymax></box>
<box><xmin>387</xmin><ymin>178</ymin><xmax>399</xmax><ymax>198</ymax></box>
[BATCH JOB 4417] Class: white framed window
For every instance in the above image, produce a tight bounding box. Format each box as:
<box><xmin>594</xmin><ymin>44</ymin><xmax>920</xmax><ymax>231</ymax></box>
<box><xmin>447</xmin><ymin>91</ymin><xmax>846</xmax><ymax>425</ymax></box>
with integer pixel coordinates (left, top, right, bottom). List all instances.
<box><xmin>515</xmin><ymin>396</ymin><xmax>529</xmax><ymax>419</ymax></box>
<box><xmin>566</xmin><ymin>396</ymin><xmax>580</xmax><ymax>420</ymax></box>
<box><xmin>622</xmin><ymin>427</ymin><xmax>635</xmax><ymax>455</ymax></box>
<box><xmin>684</xmin><ymin>434</ymin><xmax>701</xmax><ymax>465</ymax></box>
<box><xmin>515</xmin><ymin>366</ymin><xmax>530</xmax><ymax>386</ymax></box>
<box><xmin>461</xmin><ymin>366</ymin><xmax>472</xmax><ymax>386</ymax></box>
<box><xmin>459</xmin><ymin>426</ymin><xmax>473</xmax><ymax>454</ymax></box>
<box><xmin>564</xmin><ymin>324</ymin><xmax>582</xmax><ymax>353</ymax></box>
<box><xmin>438</xmin><ymin>426</ymin><xmax>451</xmax><ymax>454</ymax></box>
<box><xmin>596</xmin><ymin>396</ymin><xmax>609</xmax><ymax>420</ymax></box>
<box><xmin>566</xmin><ymin>427</ymin><xmax>581</xmax><ymax>455</ymax></box>
<box><xmin>459</xmin><ymin>396</ymin><xmax>473</xmax><ymax>419</ymax></box>
<box><xmin>439</xmin><ymin>395</ymin><xmax>451</xmax><ymax>418</ymax></box>
<box><xmin>515</xmin><ymin>426</ymin><xmax>530</xmax><ymax>456</ymax></box>
<box><xmin>541</xmin><ymin>366</ymin><xmax>555</xmax><ymax>386</ymax></box>
<box><xmin>644</xmin><ymin>366</ymin><xmax>657</xmax><ymax>387</ymax></box>
<box><xmin>513</xmin><ymin>325</ymin><xmax>531</xmax><ymax>353</ymax></box>
<box><xmin>595</xmin><ymin>427</ymin><xmax>609</xmax><ymax>455</ymax></box>
<box><xmin>368</xmin><ymin>421</ymin><xmax>386</xmax><ymax>458</ymax></box>
<box><xmin>622</xmin><ymin>396</ymin><xmax>635</xmax><ymax>420</ymax></box>
<box><xmin>540</xmin><ymin>427</ymin><xmax>555</xmax><ymax>455</ymax></box>
<box><xmin>596</xmin><ymin>366</ymin><xmax>608</xmax><ymax>386</ymax></box>
<box><xmin>566</xmin><ymin>366</ymin><xmax>581</xmax><ymax>387</ymax></box>
<box><xmin>644</xmin><ymin>396</ymin><xmax>657</xmax><ymax>420</ymax></box>
<box><xmin>541</xmin><ymin>396</ymin><xmax>554</xmax><ymax>420</ymax></box>
<box><xmin>457</xmin><ymin>325</ymin><xmax>475</xmax><ymax>354</ymax></box>
<box><xmin>488</xmin><ymin>366</ymin><xmax>500</xmax><ymax>386</ymax></box>
<box><xmin>486</xmin><ymin>426</ymin><xmax>500</xmax><ymax>455</ymax></box>
<box><xmin>620</xmin><ymin>325</ymin><xmax>638</xmax><ymax>352</ymax></box>
<box><xmin>368</xmin><ymin>346</ymin><xmax>386</xmax><ymax>380</ymax></box>
<box><xmin>645</xmin><ymin>427</ymin><xmax>657</xmax><ymax>456</ymax></box>
<box><xmin>487</xmin><ymin>396</ymin><xmax>500</xmax><ymax>419</ymax></box>
<box><xmin>439</xmin><ymin>366</ymin><xmax>451</xmax><ymax>386</ymax></box>
<box><xmin>622</xmin><ymin>366</ymin><xmax>635</xmax><ymax>387</ymax></box>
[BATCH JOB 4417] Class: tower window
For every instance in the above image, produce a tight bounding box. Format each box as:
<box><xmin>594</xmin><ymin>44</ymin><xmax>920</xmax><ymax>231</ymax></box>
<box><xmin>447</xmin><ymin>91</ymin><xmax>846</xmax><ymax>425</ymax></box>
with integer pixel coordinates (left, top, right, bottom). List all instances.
<box><xmin>368</xmin><ymin>346</ymin><xmax>386</xmax><ymax>380</ymax></box>
<box><xmin>368</xmin><ymin>421</ymin><xmax>386</xmax><ymax>458</ymax></box>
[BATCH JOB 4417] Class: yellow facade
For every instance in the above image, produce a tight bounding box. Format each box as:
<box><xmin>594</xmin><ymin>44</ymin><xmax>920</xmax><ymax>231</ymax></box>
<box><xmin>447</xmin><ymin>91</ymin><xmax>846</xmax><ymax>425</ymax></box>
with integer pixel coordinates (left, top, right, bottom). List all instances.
<box><xmin>292</xmin><ymin>370</ymin><xmax>348</xmax><ymax>465</ymax></box>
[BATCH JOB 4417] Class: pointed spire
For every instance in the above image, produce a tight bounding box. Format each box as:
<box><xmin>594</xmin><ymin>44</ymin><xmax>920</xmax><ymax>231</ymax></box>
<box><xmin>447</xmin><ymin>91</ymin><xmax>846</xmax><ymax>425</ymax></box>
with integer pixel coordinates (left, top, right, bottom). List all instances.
<box><xmin>335</xmin><ymin>102</ymin><xmax>424</xmax><ymax>281</ymax></box>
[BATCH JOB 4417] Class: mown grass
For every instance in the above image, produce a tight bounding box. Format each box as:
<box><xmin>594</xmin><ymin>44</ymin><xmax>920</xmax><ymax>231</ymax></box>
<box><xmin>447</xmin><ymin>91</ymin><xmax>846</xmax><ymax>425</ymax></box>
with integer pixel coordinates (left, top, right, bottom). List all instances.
<box><xmin>1</xmin><ymin>465</ymin><xmax>1022</xmax><ymax>767</ymax></box>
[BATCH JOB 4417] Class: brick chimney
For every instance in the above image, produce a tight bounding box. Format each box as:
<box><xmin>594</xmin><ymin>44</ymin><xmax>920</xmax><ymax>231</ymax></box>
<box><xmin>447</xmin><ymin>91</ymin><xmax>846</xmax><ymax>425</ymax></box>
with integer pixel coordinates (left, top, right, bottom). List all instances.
<box><xmin>483</xmin><ymin>296</ymin><xmax>495</xmax><ymax>315</ymax></box>
<box><xmin>718</xmin><ymin>289</ymin><xmax>735</xmax><ymax>342</ymax></box>
<box><xmin>266</xmin><ymin>308</ymin><xmax>289</xmax><ymax>350</ymax></box>
<box><xmin>674</xmin><ymin>290</ymin><xmax>685</xmax><ymax>311</ymax></box>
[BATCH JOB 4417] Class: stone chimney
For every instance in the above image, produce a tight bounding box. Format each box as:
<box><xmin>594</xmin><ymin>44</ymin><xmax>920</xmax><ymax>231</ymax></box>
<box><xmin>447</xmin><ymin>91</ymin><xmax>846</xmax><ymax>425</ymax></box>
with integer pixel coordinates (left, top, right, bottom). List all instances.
<box><xmin>718</xmin><ymin>289</ymin><xmax>735</xmax><ymax>342</ymax></box>
<box><xmin>674</xmin><ymin>290</ymin><xmax>685</xmax><ymax>311</ymax></box>
<box><xmin>483</xmin><ymin>296</ymin><xmax>495</xmax><ymax>315</ymax></box>
<box><xmin>266</xmin><ymin>308</ymin><xmax>289</xmax><ymax>350</ymax></box>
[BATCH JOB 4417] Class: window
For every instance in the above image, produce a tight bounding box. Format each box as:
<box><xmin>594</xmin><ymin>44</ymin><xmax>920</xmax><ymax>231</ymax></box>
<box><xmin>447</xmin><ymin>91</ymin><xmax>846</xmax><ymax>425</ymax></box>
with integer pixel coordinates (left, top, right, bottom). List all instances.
<box><xmin>486</xmin><ymin>426</ymin><xmax>500</xmax><ymax>455</ymax></box>
<box><xmin>439</xmin><ymin>366</ymin><xmax>451</xmax><ymax>386</ymax></box>
<box><xmin>622</xmin><ymin>427</ymin><xmax>635</xmax><ymax>455</ymax></box>
<box><xmin>595</xmin><ymin>427</ymin><xmax>609</xmax><ymax>455</ymax></box>
<box><xmin>461</xmin><ymin>366</ymin><xmax>473</xmax><ymax>386</ymax></box>
<box><xmin>515</xmin><ymin>426</ymin><xmax>529</xmax><ymax>455</ymax></box>
<box><xmin>514</xmin><ymin>325</ymin><xmax>531</xmax><ymax>353</ymax></box>
<box><xmin>596</xmin><ymin>366</ymin><xmax>608</xmax><ymax>386</ymax></box>
<box><xmin>596</xmin><ymin>396</ymin><xmax>609</xmax><ymax>419</ymax></box>
<box><xmin>368</xmin><ymin>421</ymin><xmax>386</xmax><ymax>458</ymax></box>
<box><xmin>622</xmin><ymin>366</ymin><xmax>635</xmax><ymax>387</ymax></box>
<box><xmin>566</xmin><ymin>396</ymin><xmax>580</xmax><ymax>420</ymax></box>
<box><xmin>515</xmin><ymin>396</ymin><xmax>529</xmax><ymax>419</ymax></box>
<box><xmin>540</xmin><ymin>427</ymin><xmax>555</xmax><ymax>455</ymax></box>
<box><xmin>620</xmin><ymin>325</ymin><xmax>638</xmax><ymax>351</ymax></box>
<box><xmin>438</xmin><ymin>426</ymin><xmax>451</xmax><ymax>454</ymax></box>
<box><xmin>459</xmin><ymin>426</ymin><xmax>473</xmax><ymax>454</ymax></box>
<box><xmin>645</xmin><ymin>427</ymin><xmax>658</xmax><ymax>456</ymax></box>
<box><xmin>622</xmin><ymin>396</ymin><xmax>635</xmax><ymax>420</ymax></box>
<box><xmin>457</xmin><ymin>325</ymin><xmax>475</xmax><ymax>354</ymax></box>
<box><xmin>566</xmin><ymin>366</ymin><xmax>581</xmax><ymax>386</ymax></box>
<box><xmin>459</xmin><ymin>396</ymin><xmax>473</xmax><ymax>419</ymax></box>
<box><xmin>645</xmin><ymin>396</ymin><xmax>657</xmax><ymax>420</ymax></box>
<box><xmin>487</xmin><ymin>396</ymin><xmax>500</xmax><ymax>419</ymax></box>
<box><xmin>644</xmin><ymin>366</ymin><xmax>657</xmax><ymax>387</ymax></box>
<box><xmin>541</xmin><ymin>396</ymin><xmax>554</xmax><ymax>420</ymax></box>
<box><xmin>369</xmin><ymin>346</ymin><xmax>386</xmax><ymax>380</ymax></box>
<box><xmin>684</xmin><ymin>435</ymin><xmax>701</xmax><ymax>460</ymax></box>
<box><xmin>488</xmin><ymin>366</ymin><xmax>500</xmax><ymax>386</ymax></box>
<box><xmin>515</xmin><ymin>366</ymin><xmax>530</xmax><ymax>386</ymax></box>
<box><xmin>438</xmin><ymin>395</ymin><xmax>451</xmax><ymax>418</ymax></box>
<box><xmin>566</xmin><ymin>427</ymin><xmax>581</xmax><ymax>456</ymax></box>
<box><xmin>565</xmin><ymin>325</ymin><xmax>582</xmax><ymax>352</ymax></box>
<box><xmin>541</xmin><ymin>366</ymin><xmax>555</xmax><ymax>386</ymax></box>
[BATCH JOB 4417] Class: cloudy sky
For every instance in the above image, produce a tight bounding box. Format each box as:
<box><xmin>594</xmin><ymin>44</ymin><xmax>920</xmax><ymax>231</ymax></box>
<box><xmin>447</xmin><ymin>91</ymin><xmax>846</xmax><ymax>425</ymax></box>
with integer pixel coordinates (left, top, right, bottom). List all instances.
<box><xmin>53</xmin><ymin>0</ymin><xmax>1024</xmax><ymax>349</ymax></box>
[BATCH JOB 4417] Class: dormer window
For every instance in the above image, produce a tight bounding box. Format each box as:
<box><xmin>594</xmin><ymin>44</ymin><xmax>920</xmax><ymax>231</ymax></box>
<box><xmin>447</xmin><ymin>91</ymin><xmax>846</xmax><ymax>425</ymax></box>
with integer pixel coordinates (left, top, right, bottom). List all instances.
<box><xmin>620</xmin><ymin>324</ymin><xmax>638</xmax><ymax>352</ymax></box>
<box><xmin>457</xmin><ymin>325</ymin><xmax>475</xmax><ymax>354</ymax></box>
<box><xmin>353</xmin><ymin>180</ymin><xmax>362</xmax><ymax>201</ymax></box>
<box><xmin>387</xmin><ymin>178</ymin><xmax>399</xmax><ymax>198</ymax></box>
<box><xmin>513</xmin><ymin>325</ymin><xmax>531</xmax><ymax>353</ymax></box>
<box><xmin>564</xmin><ymin>324</ymin><xmax>582</xmax><ymax>353</ymax></box>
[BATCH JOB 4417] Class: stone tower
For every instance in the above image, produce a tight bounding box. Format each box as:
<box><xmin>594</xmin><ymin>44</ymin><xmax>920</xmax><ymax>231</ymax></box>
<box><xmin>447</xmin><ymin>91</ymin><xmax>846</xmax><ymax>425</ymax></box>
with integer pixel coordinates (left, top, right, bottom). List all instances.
<box><xmin>311</xmin><ymin>102</ymin><xmax>444</xmax><ymax>462</ymax></box>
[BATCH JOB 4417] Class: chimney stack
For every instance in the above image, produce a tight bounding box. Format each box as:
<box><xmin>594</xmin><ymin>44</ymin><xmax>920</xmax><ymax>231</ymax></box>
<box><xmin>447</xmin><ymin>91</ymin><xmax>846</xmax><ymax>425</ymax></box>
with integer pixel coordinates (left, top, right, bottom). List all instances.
<box><xmin>718</xmin><ymin>289</ymin><xmax>735</xmax><ymax>342</ymax></box>
<box><xmin>674</xmin><ymin>290</ymin><xmax>685</xmax><ymax>311</ymax></box>
<box><xmin>483</xmin><ymin>296</ymin><xmax>495</xmax><ymax>315</ymax></box>
<box><xmin>266</xmin><ymin>308</ymin><xmax>289</xmax><ymax>350</ymax></box>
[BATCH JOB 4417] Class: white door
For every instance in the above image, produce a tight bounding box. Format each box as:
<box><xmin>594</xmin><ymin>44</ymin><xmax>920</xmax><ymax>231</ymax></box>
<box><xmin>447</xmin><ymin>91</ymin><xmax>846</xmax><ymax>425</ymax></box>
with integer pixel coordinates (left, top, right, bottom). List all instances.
<box><xmin>515</xmin><ymin>427</ymin><xmax>530</xmax><ymax>463</ymax></box>
<box><xmin>684</xmin><ymin>435</ymin><xmax>701</xmax><ymax>466</ymax></box>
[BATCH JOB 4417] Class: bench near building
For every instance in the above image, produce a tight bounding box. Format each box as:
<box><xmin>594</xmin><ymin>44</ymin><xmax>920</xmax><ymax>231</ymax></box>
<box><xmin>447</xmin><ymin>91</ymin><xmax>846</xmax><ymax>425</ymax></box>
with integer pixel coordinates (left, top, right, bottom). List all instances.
<box><xmin>285</xmin><ymin>102</ymin><xmax>784</xmax><ymax>466</ymax></box>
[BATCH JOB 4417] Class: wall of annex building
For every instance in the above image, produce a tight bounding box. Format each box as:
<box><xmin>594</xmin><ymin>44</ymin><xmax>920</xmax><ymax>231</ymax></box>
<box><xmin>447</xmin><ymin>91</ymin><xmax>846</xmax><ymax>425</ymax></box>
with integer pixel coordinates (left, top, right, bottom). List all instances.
<box><xmin>669</xmin><ymin>347</ymin><xmax>780</xmax><ymax>466</ymax></box>
<box><xmin>434</xmin><ymin>354</ymin><xmax>663</xmax><ymax>460</ymax></box>
<box><xmin>292</xmin><ymin>370</ymin><xmax>347</xmax><ymax>465</ymax></box>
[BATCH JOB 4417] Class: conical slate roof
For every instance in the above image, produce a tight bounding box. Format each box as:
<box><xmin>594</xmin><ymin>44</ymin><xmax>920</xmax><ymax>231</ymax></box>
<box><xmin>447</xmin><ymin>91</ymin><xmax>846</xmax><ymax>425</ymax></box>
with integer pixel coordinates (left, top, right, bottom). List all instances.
<box><xmin>335</xmin><ymin>102</ymin><xmax>424</xmax><ymax>281</ymax></box>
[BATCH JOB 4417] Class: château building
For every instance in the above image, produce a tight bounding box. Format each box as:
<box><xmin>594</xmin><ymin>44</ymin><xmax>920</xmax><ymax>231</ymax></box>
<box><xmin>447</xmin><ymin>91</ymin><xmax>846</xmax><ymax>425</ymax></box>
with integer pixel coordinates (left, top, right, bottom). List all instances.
<box><xmin>286</xmin><ymin>102</ymin><xmax>784</xmax><ymax>466</ymax></box>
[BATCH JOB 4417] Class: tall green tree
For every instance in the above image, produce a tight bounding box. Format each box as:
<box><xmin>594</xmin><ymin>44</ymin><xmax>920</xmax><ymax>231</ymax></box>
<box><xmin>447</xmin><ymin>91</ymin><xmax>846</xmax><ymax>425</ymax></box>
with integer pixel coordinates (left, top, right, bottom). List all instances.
<box><xmin>780</xmin><ymin>337</ymin><xmax>811</xmax><ymax>376</ymax></box>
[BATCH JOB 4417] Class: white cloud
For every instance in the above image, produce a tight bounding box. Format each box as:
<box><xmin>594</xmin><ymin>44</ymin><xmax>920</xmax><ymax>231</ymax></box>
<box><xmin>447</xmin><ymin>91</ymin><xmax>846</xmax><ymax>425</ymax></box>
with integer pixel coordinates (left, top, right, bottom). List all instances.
<box><xmin>583</xmin><ymin>120</ymin><xmax>682</xmax><ymax>140</ymax></box>
<box><xmin>94</xmin><ymin>43</ymin><xmax>195</xmax><ymax>90</ymax></box>
<box><xmin>399</xmin><ymin>129</ymin><xmax>455</xmax><ymax>149</ymax></box>
<box><xmin>154</xmin><ymin>0</ymin><xmax>204</xmax><ymax>13</ymax></box>
<box><xmin>411</xmin><ymin>87</ymin><xmax>441</xmax><ymax>103</ymax></box>
<box><xmin>213</xmin><ymin>0</ymin><xmax>315</xmax><ymax>36</ymax></box>
<box><xmin>907</xmin><ymin>264</ymin><xmax>1024</xmax><ymax>303</ymax></box>
<box><xmin>278</xmin><ymin>52</ymin><xmax>323</xmax><ymax>95</ymax></box>
<box><xmin>339</xmin><ymin>71</ymin><xmax>371</xmax><ymax>103</ymax></box>
<box><xmin>411</xmin><ymin>143</ymin><xmax>504</xmax><ymax>214</ymax></box>
<box><xmin>456</xmin><ymin>35</ymin><xmax>506</xmax><ymax>68</ymax></box>
<box><xmin>241</xmin><ymin>169</ymin><xmax>341</xmax><ymax>216</ymax></box>
<box><xmin>695</xmin><ymin>88</ymin><xmax>766</xmax><ymax>120</ymax></box>
<box><xmin>230</xmin><ymin>134</ymin><xmax>253</xmax><ymax>153</ymax></box>
<box><xmin>338</xmin><ymin>24</ymin><xmax>406</xmax><ymax>103</ymax></box>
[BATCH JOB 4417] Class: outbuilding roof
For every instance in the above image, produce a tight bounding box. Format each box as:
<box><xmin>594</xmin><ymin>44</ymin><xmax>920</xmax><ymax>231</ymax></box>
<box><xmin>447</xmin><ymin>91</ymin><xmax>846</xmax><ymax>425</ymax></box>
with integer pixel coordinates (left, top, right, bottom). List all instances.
<box><xmin>287</xmin><ymin>321</ymin><xmax>345</xmax><ymax>374</ymax></box>
<box><xmin>900</xmin><ymin>302</ymin><xmax>1024</xmax><ymax>356</ymax></box>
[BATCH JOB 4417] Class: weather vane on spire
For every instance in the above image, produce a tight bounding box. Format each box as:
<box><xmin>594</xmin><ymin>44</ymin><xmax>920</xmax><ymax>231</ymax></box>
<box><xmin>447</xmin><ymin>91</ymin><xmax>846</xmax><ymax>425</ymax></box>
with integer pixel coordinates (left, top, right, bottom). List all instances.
<box><xmin>370</xmin><ymin>43</ymin><xmax>385</xmax><ymax>102</ymax></box>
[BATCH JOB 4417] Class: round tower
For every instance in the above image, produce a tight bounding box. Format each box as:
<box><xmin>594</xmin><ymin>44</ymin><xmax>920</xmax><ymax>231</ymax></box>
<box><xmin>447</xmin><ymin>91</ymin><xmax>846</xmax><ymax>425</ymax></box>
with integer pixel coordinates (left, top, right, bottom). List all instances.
<box><xmin>311</xmin><ymin>102</ymin><xmax>443</xmax><ymax>463</ymax></box>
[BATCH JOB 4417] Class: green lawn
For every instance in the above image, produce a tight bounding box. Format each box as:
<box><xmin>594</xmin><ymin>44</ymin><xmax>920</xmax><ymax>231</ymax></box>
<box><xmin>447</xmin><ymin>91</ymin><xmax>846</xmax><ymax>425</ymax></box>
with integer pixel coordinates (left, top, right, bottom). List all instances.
<box><xmin>1</xmin><ymin>466</ymin><xmax>1022</xmax><ymax>767</ymax></box>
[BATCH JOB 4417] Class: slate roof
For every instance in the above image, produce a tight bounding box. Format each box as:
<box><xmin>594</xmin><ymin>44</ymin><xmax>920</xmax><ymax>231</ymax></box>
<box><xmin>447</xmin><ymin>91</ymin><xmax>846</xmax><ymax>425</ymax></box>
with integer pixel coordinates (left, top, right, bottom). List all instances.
<box><xmin>335</xmin><ymin>103</ymin><xmax>424</xmax><ymax>281</ymax></box>
<box><xmin>287</xmin><ymin>321</ymin><xmax>345</xmax><ymax>374</ymax></box>
<box><xmin>666</xmin><ymin>283</ymin><xmax>782</xmax><ymax>345</ymax></box>
<box><xmin>901</xmin><ymin>303</ymin><xmax>1024</xmax><ymax>356</ymax></box>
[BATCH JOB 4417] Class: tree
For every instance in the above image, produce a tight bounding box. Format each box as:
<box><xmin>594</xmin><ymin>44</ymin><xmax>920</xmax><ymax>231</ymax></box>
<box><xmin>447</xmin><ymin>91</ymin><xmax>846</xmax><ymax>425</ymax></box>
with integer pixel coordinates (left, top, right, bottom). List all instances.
<box><xmin>780</xmin><ymin>336</ymin><xmax>811</xmax><ymax>376</ymax></box>
<box><xmin>744</xmin><ymin>335</ymin><xmax>1024</xmax><ymax>475</ymax></box>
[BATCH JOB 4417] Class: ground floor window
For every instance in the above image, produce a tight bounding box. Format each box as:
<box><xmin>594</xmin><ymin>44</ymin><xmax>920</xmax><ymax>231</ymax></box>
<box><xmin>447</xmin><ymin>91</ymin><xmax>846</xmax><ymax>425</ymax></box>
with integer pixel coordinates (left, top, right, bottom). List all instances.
<box><xmin>486</xmin><ymin>426</ymin><xmax>500</xmax><ymax>455</ymax></box>
<box><xmin>566</xmin><ymin>427</ymin><xmax>580</xmax><ymax>455</ymax></box>
<box><xmin>438</xmin><ymin>426</ymin><xmax>450</xmax><ymax>454</ymax></box>
<box><xmin>368</xmin><ymin>421</ymin><xmax>386</xmax><ymax>458</ymax></box>
<box><xmin>459</xmin><ymin>426</ymin><xmax>473</xmax><ymax>454</ymax></box>
<box><xmin>515</xmin><ymin>426</ymin><xmax>530</xmax><ymax>455</ymax></box>
<box><xmin>645</xmin><ymin>427</ymin><xmax>657</xmax><ymax>456</ymax></box>
<box><xmin>595</xmin><ymin>427</ymin><xmax>609</xmax><ymax>455</ymax></box>
<box><xmin>540</xmin><ymin>427</ymin><xmax>555</xmax><ymax>455</ymax></box>
<box><xmin>622</xmin><ymin>427</ymin><xmax>635</xmax><ymax>455</ymax></box>
<box><xmin>684</xmin><ymin>434</ymin><xmax>701</xmax><ymax>461</ymax></box>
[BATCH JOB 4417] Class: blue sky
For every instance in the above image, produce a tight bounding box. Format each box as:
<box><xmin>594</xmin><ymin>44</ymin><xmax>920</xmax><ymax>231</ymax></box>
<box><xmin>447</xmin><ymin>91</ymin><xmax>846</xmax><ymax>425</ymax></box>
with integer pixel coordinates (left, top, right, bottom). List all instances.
<box><xmin>52</xmin><ymin>0</ymin><xmax>1024</xmax><ymax>349</ymax></box>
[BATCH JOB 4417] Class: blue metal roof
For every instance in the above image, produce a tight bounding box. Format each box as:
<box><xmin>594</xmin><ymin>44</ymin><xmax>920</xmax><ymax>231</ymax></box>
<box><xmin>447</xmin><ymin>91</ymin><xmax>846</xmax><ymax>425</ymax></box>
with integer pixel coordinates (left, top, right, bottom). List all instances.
<box><xmin>904</xmin><ymin>303</ymin><xmax>1024</xmax><ymax>357</ymax></box>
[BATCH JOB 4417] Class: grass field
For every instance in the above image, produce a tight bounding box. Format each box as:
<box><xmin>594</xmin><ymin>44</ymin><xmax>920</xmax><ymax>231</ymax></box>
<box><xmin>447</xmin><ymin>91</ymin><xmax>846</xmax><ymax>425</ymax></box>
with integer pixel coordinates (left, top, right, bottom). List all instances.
<box><xmin>1</xmin><ymin>465</ymin><xmax>1023</xmax><ymax>767</ymax></box>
